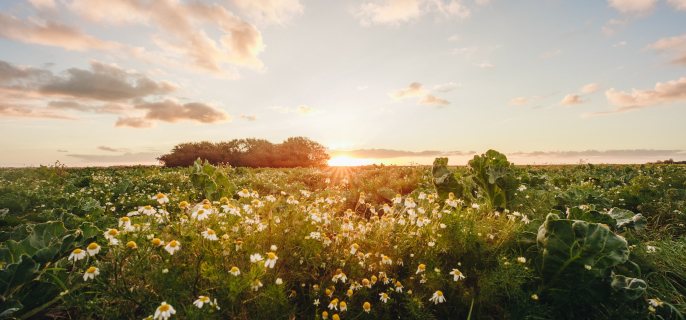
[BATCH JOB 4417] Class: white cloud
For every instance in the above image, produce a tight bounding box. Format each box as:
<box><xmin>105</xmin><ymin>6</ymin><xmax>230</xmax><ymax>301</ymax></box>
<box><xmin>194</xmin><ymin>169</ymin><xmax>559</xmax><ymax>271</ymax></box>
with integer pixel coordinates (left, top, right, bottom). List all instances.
<box><xmin>649</xmin><ymin>34</ymin><xmax>686</xmax><ymax>65</ymax></box>
<box><xmin>240</xmin><ymin>114</ymin><xmax>257</xmax><ymax>121</ymax></box>
<box><xmin>581</xmin><ymin>83</ymin><xmax>601</xmax><ymax>94</ymax></box>
<box><xmin>605</xmin><ymin>77</ymin><xmax>686</xmax><ymax>111</ymax></box>
<box><xmin>432</xmin><ymin>81</ymin><xmax>460</xmax><ymax>92</ymax></box>
<box><xmin>390</xmin><ymin>82</ymin><xmax>426</xmax><ymax>99</ymax></box>
<box><xmin>419</xmin><ymin>94</ymin><xmax>449</xmax><ymax>106</ymax></box>
<box><xmin>607</xmin><ymin>0</ymin><xmax>657</xmax><ymax>15</ymax></box>
<box><xmin>232</xmin><ymin>0</ymin><xmax>304</xmax><ymax>25</ymax></box>
<box><xmin>356</xmin><ymin>0</ymin><xmax>469</xmax><ymax>26</ymax></box>
<box><xmin>561</xmin><ymin>94</ymin><xmax>584</xmax><ymax>105</ymax></box>
<box><xmin>509</xmin><ymin>97</ymin><xmax>529</xmax><ymax>106</ymax></box>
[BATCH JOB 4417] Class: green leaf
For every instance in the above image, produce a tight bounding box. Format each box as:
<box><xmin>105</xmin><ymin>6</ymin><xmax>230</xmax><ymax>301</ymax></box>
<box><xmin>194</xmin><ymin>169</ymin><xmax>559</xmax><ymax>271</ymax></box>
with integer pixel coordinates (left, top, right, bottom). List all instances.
<box><xmin>610</xmin><ymin>274</ymin><xmax>646</xmax><ymax>300</ymax></box>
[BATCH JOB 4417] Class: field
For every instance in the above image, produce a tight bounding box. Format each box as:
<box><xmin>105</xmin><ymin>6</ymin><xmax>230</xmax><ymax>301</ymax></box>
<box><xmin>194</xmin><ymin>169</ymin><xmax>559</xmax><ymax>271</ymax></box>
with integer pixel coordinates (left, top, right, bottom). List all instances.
<box><xmin>1</xmin><ymin>151</ymin><xmax>686</xmax><ymax>320</ymax></box>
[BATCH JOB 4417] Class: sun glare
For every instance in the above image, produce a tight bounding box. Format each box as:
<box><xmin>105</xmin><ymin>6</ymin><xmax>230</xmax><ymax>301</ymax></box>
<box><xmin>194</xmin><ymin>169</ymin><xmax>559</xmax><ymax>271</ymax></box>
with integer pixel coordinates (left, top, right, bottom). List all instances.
<box><xmin>328</xmin><ymin>156</ymin><xmax>374</xmax><ymax>167</ymax></box>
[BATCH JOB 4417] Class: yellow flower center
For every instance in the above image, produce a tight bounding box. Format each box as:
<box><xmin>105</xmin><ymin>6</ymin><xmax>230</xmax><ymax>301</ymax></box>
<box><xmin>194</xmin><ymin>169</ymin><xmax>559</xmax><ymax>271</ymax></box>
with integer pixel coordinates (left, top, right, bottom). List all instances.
<box><xmin>144</xmin><ymin>205</ymin><xmax>152</xmax><ymax>210</ymax></box>
<box><xmin>169</xmin><ymin>240</ymin><xmax>178</xmax><ymax>247</ymax></box>
<box><xmin>152</xmin><ymin>238</ymin><xmax>162</xmax><ymax>246</ymax></box>
<box><xmin>230</xmin><ymin>266</ymin><xmax>239</xmax><ymax>272</ymax></box>
<box><xmin>418</xmin><ymin>264</ymin><xmax>426</xmax><ymax>270</ymax></box>
<box><xmin>267</xmin><ymin>252</ymin><xmax>277</xmax><ymax>260</ymax></box>
<box><xmin>363</xmin><ymin>302</ymin><xmax>371</xmax><ymax>310</ymax></box>
<box><xmin>203</xmin><ymin>204</ymin><xmax>212</xmax><ymax>209</ymax></box>
<box><xmin>362</xmin><ymin>279</ymin><xmax>370</xmax><ymax>285</ymax></box>
<box><xmin>126</xmin><ymin>241</ymin><xmax>137</xmax><ymax>249</ymax></box>
<box><xmin>159</xmin><ymin>304</ymin><xmax>170</xmax><ymax>312</ymax></box>
<box><xmin>206</xmin><ymin>229</ymin><xmax>215</xmax><ymax>235</ymax></box>
<box><xmin>73</xmin><ymin>248</ymin><xmax>83</xmax><ymax>254</ymax></box>
<box><xmin>121</xmin><ymin>217</ymin><xmax>130</xmax><ymax>222</ymax></box>
<box><xmin>156</xmin><ymin>193</ymin><xmax>165</xmax><ymax>199</ymax></box>
<box><xmin>179</xmin><ymin>201</ymin><xmax>189</xmax><ymax>208</ymax></box>
<box><xmin>339</xmin><ymin>301</ymin><xmax>346</xmax><ymax>308</ymax></box>
<box><xmin>87</xmin><ymin>243</ymin><xmax>98</xmax><ymax>250</ymax></box>
<box><xmin>436</xmin><ymin>290</ymin><xmax>443</xmax><ymax>296</ymax></box>
<box><xmin>108</xmin><ymin>229</ymin><xmax>119</xmax><ymax>236</ymax></box>
<box><xmin>86</xmin><ymin>266</ymin><xmax>97</xmax><ymax>273</ymax></box>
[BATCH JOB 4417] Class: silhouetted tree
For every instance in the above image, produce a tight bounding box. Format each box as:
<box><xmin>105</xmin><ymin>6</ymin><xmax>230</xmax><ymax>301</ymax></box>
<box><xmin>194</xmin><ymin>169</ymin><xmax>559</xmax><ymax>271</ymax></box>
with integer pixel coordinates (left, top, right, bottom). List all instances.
<box><xmin>157</xmin><ymin>137</ymin><xmax>330</xmax><ymax>167</ymax></box>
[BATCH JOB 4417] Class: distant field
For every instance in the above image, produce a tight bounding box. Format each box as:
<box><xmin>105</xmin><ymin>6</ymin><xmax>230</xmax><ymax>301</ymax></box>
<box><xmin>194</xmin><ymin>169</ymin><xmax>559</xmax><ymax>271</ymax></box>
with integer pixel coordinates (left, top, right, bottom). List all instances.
<box><xmin>1</xmin><ymin>152</ymin><xmax>685</xmax><ymax>319</ymax></box>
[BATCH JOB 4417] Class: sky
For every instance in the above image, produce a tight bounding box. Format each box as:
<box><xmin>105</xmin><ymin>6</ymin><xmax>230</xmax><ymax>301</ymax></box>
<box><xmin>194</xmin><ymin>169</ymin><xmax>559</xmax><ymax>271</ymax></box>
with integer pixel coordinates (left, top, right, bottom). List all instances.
<box><xmin>0</xmin><ymin>0</ymin><xmax>685</xmax><ymax>166</ymax></box>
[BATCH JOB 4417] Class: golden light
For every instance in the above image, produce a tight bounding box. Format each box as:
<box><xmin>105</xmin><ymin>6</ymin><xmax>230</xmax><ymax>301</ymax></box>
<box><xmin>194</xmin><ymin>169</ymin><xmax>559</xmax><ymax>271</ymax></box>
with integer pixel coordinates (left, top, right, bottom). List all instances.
<box><xmin>328</xmin><ymin>156</ymin><xmax>374</xmax><ymax>167</ymax></box>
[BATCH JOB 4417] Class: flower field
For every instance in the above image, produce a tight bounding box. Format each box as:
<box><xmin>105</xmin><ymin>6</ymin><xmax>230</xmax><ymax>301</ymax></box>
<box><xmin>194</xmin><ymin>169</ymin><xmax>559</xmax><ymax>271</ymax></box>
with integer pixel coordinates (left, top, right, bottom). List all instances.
<box><xmin>1</xmin><ymin>151</ymin><xmax>685</xmax><ymax>319</ymax></box>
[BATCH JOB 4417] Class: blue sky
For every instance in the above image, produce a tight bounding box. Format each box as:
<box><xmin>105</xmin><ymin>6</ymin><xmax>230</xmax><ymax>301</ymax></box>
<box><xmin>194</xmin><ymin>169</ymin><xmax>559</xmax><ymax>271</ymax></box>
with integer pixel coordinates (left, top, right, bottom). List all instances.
<box><xmin>0</xmin><ymin>0</ymin><xmax>685</xmax><ymax>166</ymax></box>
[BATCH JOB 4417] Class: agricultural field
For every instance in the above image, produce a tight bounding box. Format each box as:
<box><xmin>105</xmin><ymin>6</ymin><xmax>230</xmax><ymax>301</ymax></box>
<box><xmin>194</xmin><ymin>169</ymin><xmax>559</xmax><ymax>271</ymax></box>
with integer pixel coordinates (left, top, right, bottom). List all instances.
<box><xmin>1</xmin><ymin>150</ymin><xmax>686</xmax><ymax>320</ymax></box>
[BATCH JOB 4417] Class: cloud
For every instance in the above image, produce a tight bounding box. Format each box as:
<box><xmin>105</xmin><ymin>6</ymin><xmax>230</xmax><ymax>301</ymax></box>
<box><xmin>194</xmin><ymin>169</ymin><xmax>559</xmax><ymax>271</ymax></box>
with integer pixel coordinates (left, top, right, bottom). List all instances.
<box><xmin>0</xmin><ymin>103</ymin><xmax>75</xmax><ymax>119</ymax></box>
<box><xmin>390</xmin><ymin>82</ymin><xmax>451</xmax><ymax>106</ymax></box>
<box><xmin>509</xmin><ymin>97</ymin><xmax>530</xmax><ymax>106</ymax></box>
<box><xmin>69</xmin><ymin>0</ymin><xmax>265</xmax><ymax>74</ymax></box>
<box><xmin>510</xmin><ymin>149</ymin><xmax>685</xmax><ymax>159</ymax></box>
<box><xmin>0</xmin><ymin>13</ymin><xmax>118</xmax><ymax>51</ymax></box>
<box><xmin>561</xmin><ymin>94</ymin><xmax>584</xmax><ymax>105</ymax></box>
<box><xmin>125</xmin><ymin>100</ymin><xmax>231</xmax><ymax>126</ymax></box>
<box><xmin>419</xmin><ymin>94</ymin><xmax>449</xmax><ymax>106</ymax></box>
<box><xmin>47</xmin><ymin>101</ymin><xmax>130</xmax><ymax>114</ymax></box>
<box><xmin>97</xmin><ymin>146</ymin><xmax>124</xmax><ymax>152</ymax></box>
<box><xmin>648</xmin><ymin>34</ymin><xmax>686</xmax><ymax>65</ymax></box>
<box><xmin>39</xmin><ymin>61</ymin><xmax>177</xmax><ymax>101</ymax></box>
<box><xmin>231</xmin><ymin>0</ymin><xmax>304</xmax><ymax>25</ymax></box>
<box><xmin>602</xmin><ymin>18</ymin><xmax>628</xmax><ymax>36</ymax></box>
<box><xmin>605</xmin><ymin>77</ymin><xmax>686</xmax><ymax>111</ymax></box>
<box><xmin>67</xmin><ymin>152</ymin><xmax>160</xmax><ymax>164</ymax></box>
<box><xmin>667</xmin><ymin>0</ymin><xmax>686</xmax><ymax>10</ymax></box>
<box><xmin>432</xmin><ymin>81</ymin><xmax>460</xmax><ymax>92</ymax></box>
<box><xmin>581</xmin><ymin>83</ymin><xmax>601</xmax><ymax>94</ymax></box>
<box><xmin>607</xmin><ymin>0</ymin><xmax>657</xmax><ymax>15</ymax></box>
<box><xmin>329</xmin><ymin>149</ymin><xmax>475</xmax><ymax>158</ymax></box>
<box><xmin>356</xmin><ymin>0</ymin><xmax>469</xmax><ymax>26</ymax></box>
<box><xmin>115</xmin><ymin>117</ymin><xmax>154</xmax><ymax>128</ymax></box>
<box><xmin>476</xmin><ymin>61</ymin><xmax>495</xmax><ymax>68</ymax></box>
<box><xmin>390</xmin><ymin>82</ymin><xmax>426</xmax><ymax>99</ymax></box>
<box><xmin>29</xmin><ymin>0</ymin><xmax>56</xmax><ymax>9</ymax></box>
<box><xmin>240</xmin><ymin>114</ymin><xmax>257</xmax><ymax>121</ymax></box>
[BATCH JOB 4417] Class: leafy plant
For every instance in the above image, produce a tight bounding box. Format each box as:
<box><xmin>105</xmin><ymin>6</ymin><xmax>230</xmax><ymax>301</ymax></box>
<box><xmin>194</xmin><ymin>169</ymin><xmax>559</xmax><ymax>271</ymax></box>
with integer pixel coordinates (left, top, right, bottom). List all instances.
<box><xmin>189</xmin><ymin>159</ymin><xmax>236</xmax><ymax>201</ymax></box>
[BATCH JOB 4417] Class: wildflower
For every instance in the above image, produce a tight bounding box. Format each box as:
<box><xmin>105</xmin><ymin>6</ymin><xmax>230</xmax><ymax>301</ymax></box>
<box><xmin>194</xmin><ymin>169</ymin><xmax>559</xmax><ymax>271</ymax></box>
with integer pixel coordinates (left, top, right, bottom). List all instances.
<box><xmin>250</xmin><ymin>253</ymin><xmax>264</xmax><ymax>263</ymax></box>
<box><xmin>238</xmin><ymin>188</ymin><xmax>250</xmax><ymax>197</ymax></box>
<box><xmin>69</xmin><ymin>248</ymin><xmax>86</xmax><ymax>262</ymax></box>
<box><xmin>270</xmin><ymin>244</ymin><xmax>278</xmax><ymax>251</ymax></box>
<box><xmin>202</xmin><ymin>228</ymin><xmax>218</xmax><ymax>241</ymax></box>
<box><xmin>235</xmin><ymin>239</ymin><xmax>243</xmax><ymax>251</ymax></box>
<box><xmin>416</xmin><ymin>263</ymin><xmax>426</xmax><ymax>274</ymax></box>
<box><xmin>379</xmin><ymin>292</ymin><xmax>389</xmax><ymax>303</ymax></box>
<box><xmin>139</xmin><ymin>205</ymin><xmax>156</xmax><ymax>216</ymax></box>
<box><xmin>339</xmin><ymin>301</ymin><xmax>347</xmax><ymax>312</ymax></box>
<box><xmin>178</xmin><ymin>201</ymin><xmax>189</xmax><ymax>209</ymax></box>
<box><xmin>321</xmin><ymin>311</ymin><xmax>329</xmax><ymax>320</ymax></box>
<box><xmin>125</xmin><ymin>241</ymin><xmax>137</xmax><ymax>250</ymax></box>
<box><xmin>193</xmin><ymin>296</ymin><xmax>211</xmax><ymax>309</ymax></box>
<box><xmin>521</xmin><ymin>215</ymin><xmax>530</xmax><ymax>224</ymax></box>
<box><xmin>191</xmin><ymin>208</ymin><xmax>210</xmax><ymax>221</ymax></box>
<box><xmin>154</xmin><ymin>302</ymin><xmax>176</xmax><ymax>320</ymax></box>
<box><xmin>429</xmin><ymin>290</ymin><xmax>446</xmax><ymax>304</ymax></box>
<box><xmin>584</xmin><ymin>264</ymin><xmax>592</xmax><ymax>270</ymax></box>
<box><xmin>153</xmin><ymin>193</ymin><xmax>169</xmax><ymax>204</ymax></box>
<box><xmin>646</xmin><ymin>245</ymin><xmax>657</xmax><ymax>253</ymax></box>
<box><xmin>151</xmin><ymin>238</ymin><xmax>164</xmax><ymax>246</ymax></box>
<box><xmin>395</xmin><ymin>281</ymin><xmax>403</xmax><ymax>293</ymax></box>
<box><xmin>119</xmin><ymin>216</ymin><xmax>132</xmax><ymax>229</ymax></box>
<box><xmin>165</xmin><ymin>240</ymin><xmax>181</xmax><ymax>255</ymax></box>
<box><xmin>648</xmin><ymin>298</ymin><xmax>663</xmax><ymax>312</ymax></box>
<box><xmin>313</xmin><ymin>299</ymin><xmax>320</xmax><ymax>306</ymax></box>
<box><xmin>346</xmin><ymin>289</ymin><xmax>353</xmax><ymax>297</ymax></box>
<box><xmin>251</xmin><ymin>279</ymin><xmax>263</xmax><ymax>291</ymax></box>
<box><xmin>332</xmin><ymin>314</ymin><xmax>340</xmax><ymax>320</ymax></box>
<box><xmin>328</xmin><ymin>298</ymin><xmax>339</xmax><ymax>310</ymax></box>
<box><xmin>104</xmin><ymin>228</ymin><xmax>120</xmax><ymax>245</ymax></box>
<box><xmin>350</xmin><ymin>243</ymin><xmax>359</xmax><ymax>255</ymax></box>
<box><xmin>276</xmin><ymin>278</ymin><xmax>283</xmax><ymax>285</ymax></box>
<box><xmin>265</xmin><ymin>252</ymin><xmax>278</xmax><ymax>268</ymax></box>
<box><xmin>86</xmin><ymin>242</ymin><xmax>101</xmax><ymax>256</ymax></box>
<box><xmin>450</xmin><ymin>268</ymin><xmax>466</xmax><ymax>281</ymax></box>
<box><xmin>370</xmin><ymin>275</ymin><xmax>378</xmax><ymax>285</ymax></box>
<box><xmin>381</xmin><ymin>255</ymin><xmax>392</xmax><ymax>265</ymax></box>
<box><xmin>332</xmin><ymin>268</ymin><xmax>347</xmax><ymax>283</ymax></box>
<box><xmin>517</xmin><ymin>257</ymin><xmax>527</xmax><ymax>264</ymax></box>
<box><xmin>363</xmin><ymin>301</ymin><xmax>371</xmax><ymax>313</ymax></box>
<box><xmin>229</xmin><ymin>266</ymin><xmax>240</xmax><ymax>276</ymax></box>
<box><xmin>362</xmin><ymin>278</ymin><xmax>371</xmax><ymax>288</ymax></box>
<box><xmin>531</xmin><ymin>294</ymin><xmax>539</xmax><ymax>301</ymax></box>
<box><xmin>83</xmin><ymin>266</ymin><xmax>99</xmax><ymax>281</ymax></box>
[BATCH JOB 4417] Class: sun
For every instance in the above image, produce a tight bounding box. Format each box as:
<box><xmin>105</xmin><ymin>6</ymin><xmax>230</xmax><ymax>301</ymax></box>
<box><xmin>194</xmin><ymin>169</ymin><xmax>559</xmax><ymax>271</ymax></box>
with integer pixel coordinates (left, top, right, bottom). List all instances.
<box><xmin>328</xmin><ymin>156</ymin><xmax>374</xmax><ymax>167</ymax></box>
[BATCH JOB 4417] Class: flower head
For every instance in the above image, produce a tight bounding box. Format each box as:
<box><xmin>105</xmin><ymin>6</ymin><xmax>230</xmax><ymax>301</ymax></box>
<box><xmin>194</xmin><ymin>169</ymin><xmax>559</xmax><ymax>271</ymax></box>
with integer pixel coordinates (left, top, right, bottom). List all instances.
<box><xmin>69</xmin><ymin>248</ymin><xmax>86</xmax><ymax>262</ymax></box>
<box><xmin>165</xmin><ymin>240</ymin><xmax>181</xmax><ymax>255</ymax></box>
<box><xmin>86</xmin><ymin>242</ymin><xmax>101</xmax><ymax>256</ymax></box>
<box><xmin>429</xmin><ymin>290</ymin><xmax>446</xmax><ymax>304</ymax></box>
<box><xmin>363</xmin><ymin>301</ymin><xmax>371</xmax><ymax>313</ymax></box>
<box><xmin>83</xmin><ymin>266</ymin><xmax>99</xmax><ymax>281</ymax></box>
<box><xmin>193</xmin><ymin>296</ymin><xmax>211</xmax><ymax>309</ymax></box>
<box><xmin>154</xmin><ymin>302</ymin><xmax>176</xmax><ymax>320</ymax></box>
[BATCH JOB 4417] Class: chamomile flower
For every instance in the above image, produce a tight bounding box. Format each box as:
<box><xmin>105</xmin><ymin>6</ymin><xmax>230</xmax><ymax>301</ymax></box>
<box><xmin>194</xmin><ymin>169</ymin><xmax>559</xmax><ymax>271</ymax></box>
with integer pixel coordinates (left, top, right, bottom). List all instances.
<box><xmin>238</xmin><ymin>189</ymin><xmax>250</xmax><ymax>197</ymax></box>
<box><xmin>429</xmin><ymin>290</ymin><xmax>446</xmax><ymax>304</ymax></box>
<box><xmin>416</xmin><ymin>263</ymin><xmax>426</xmax><ymax>274</ymax></box>
<box><xmin>86</xmin><ymin>242</ymin><xmax>101</xmax><ymax>256</ymax></box>
<box><xmin>139</xmin><ymin>205</ymin><xmax>156</xmax><ymax>216</ymax></box>
<box><xmin>83</xmin><ymin>266</ymin><xmax>99</xmax><ymax>281</ymax></box>
<box><xmin>265</xmin><ymin>252</ymin><xmax>278</xmax><ymax>268</ymax></box>
<box><xmin>379</xmin><ymin>292</ymin><xmax>390</xmax><ymax>303</ymax></box>
<box><xmin>151</xmin><ymin>238</ymin><xmax>164</xmax><ymax>247</ymax></box>
<box><xmin>154</xmin><ymin>302</ymin><xmax>176</xmax><ymax>320</ymax></box>
<box><xmin>332</xmin><ymin>268</ymin><xmax>347</xmax><ymax>283</ymax></box>
<box><xmin>321</xmin><ymin>311</ymin><xmax>329</xmax><ymax>319</ymax></box>
<box><xmin>449</xmin><ymin>268</ymin><xmax>466</xmax><ymax>281</ymax></box>
<box><xmin>339</xmin><ymin>301</ymin><xmax>347</xmax><ymax>312</ymax></box>
<box><xmin>202</xmin><ymin>228</ymin><xmax>218</xmax><ymax>241</ymax></box>
<box><xmin>517</xmin><ymin>257</ymin><xmax>527</xmax><ymax>264</ymax></box>
<box><xmin>328</xmin><ymin>298</ymin><xmax>339</xmax><ymax>310</ymax></box>
<box><xmin>381</xmin><ymin>255</ymin><xmax>392</xmax><ymax>265</ymax></box>
<box><xmin>126</xmin><ymin>241</ymin><xmax>138</xmax><ymax>250</ymax></box>
<box><xmin>69</xmin><ymin>248</ymin><xmax>86</xmax><ymax>262</ymax></box>
<box><xmin>251</xmin><ymin>279</ymin><xmax>263</xmax><ymax>291</ymax></box>
<box><xmin>193</xmin><ymin>296</ymin><xmax>211</xmax><ymax>309</ymax></box>
<box><xmin>394</xmin><ymin>281</ymin><xmax>403</xmax><ymax>293</ymax></box>
<box><xmin>191</xmin><ymin>208</ymin><xmax>210</xmax><ymax>221</ymax></box>
<box><xmin>250</xmin><ymin>253</ymin><xmax>264</xmax><ymax>263</ymax></box>
<box><xmin>276</xmin><ymin>278</ymin><xmax>283</xmax><ymax>285</ymax></box>
<box><xmin>363</xmin><ymin>301</ymin><xmax>371</xmax><ymax>313</ymax></box>
<box><xmin>104</xmin><ymin>228</ymin><xmax>120</xmax><ymax>245</ymax></box>
<box><xmin>165</xmin><ymin>240</ymin><xmax>181</xmax><ymax>255</ymax></box>
<box><xmin>153</xmin><ymin>193</ymin><xmax>169</xmax><ymax>204</ymax></box>
<box><xmin>230</xmin><ymin>266</ymin><xmax>241</xmax><ymax>276</ymax></box>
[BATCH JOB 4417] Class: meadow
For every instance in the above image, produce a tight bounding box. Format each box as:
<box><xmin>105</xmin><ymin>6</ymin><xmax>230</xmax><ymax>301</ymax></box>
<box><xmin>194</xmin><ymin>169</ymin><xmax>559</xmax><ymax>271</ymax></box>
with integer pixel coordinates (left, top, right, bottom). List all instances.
<box><xmin>1</xmin><ymin>150</ymin><xmax>685</xmax><ymax>319</ymax></box>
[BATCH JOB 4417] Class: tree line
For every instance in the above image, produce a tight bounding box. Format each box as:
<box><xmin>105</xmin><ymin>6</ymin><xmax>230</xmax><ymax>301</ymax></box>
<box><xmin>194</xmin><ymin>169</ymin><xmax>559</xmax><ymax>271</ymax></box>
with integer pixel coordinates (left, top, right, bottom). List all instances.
<box><xmin>157</xmin><ymin>137</ymin><xmax>330</xmax><ymax>167</ymax></box>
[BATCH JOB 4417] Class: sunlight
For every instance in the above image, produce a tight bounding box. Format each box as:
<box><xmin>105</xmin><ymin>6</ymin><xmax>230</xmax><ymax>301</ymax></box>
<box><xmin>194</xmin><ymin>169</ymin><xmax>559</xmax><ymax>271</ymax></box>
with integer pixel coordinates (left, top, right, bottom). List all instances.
<box><xmin>328</xmin><ymin>156</ymin><xmax>374</xmax><ymax>166</ymax></box>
